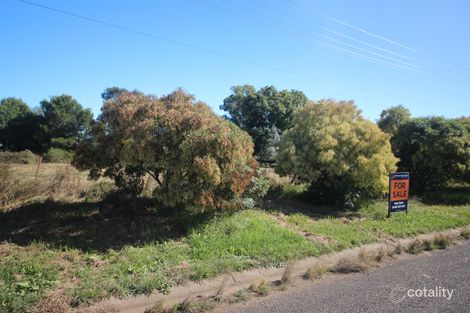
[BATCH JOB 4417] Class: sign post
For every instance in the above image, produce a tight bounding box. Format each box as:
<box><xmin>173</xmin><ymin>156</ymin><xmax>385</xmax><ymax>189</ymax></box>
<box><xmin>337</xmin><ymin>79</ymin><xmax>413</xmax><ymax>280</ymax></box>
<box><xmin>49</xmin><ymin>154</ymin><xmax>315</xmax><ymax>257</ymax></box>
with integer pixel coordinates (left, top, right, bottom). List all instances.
<box><xmin>388</xmin><ymin>172</ymin><xmax>410</xmax><ymax>218</ymax></box>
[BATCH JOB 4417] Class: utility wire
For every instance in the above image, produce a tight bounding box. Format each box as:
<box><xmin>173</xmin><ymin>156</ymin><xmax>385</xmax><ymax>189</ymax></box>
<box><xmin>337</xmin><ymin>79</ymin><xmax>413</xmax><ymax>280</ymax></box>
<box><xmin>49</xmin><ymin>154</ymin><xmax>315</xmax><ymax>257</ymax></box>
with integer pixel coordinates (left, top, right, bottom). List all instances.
<box><xmin>194</xmin><ymin>0</ymin><xmax>424</xmax><ymax>73</ymax></box>
<box><xmin>14</xmin><ymin>0</ymin><xmax>313</xmax><ymax>79</ymax></box>
<box><xmin>282</xmin><ymin>0</ymin><xmax>470</xmax><ymax>74</ymax></box>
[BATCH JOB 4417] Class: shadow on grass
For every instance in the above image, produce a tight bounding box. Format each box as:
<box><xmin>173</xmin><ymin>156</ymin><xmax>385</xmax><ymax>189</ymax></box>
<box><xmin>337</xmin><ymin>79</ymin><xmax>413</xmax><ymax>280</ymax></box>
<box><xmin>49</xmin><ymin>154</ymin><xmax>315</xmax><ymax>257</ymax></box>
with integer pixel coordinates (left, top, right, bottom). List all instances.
<box><xmin>419</xmin><ymin>186</ymin><xmax>470</xmax><ymax>205</ymax></box>
<box><xmin>0</xmin><ymin>198</ymin><xmax>212</xmax><ymax>252</ymax></box>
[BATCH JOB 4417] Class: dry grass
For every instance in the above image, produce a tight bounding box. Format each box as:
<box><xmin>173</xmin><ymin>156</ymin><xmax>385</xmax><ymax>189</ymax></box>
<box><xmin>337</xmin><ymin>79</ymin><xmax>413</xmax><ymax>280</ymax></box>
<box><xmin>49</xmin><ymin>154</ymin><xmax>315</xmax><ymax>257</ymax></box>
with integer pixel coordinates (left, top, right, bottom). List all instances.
<box><xmin>0</xmin><ymin>163</ymin><xmax>114</xmax><ymax>210</ymax></box>
<box><xmin>144</xmin><ymin>301</ymin><xmax>169</xmax><ymax>313</ymax></box>
<box><xmin>304</xmin><ymin>262</ymin><xmax>329</xmax><ymax>280</ymax></box>
<box><xmin>460</xmin><ymin>227</ymin><xmax>470</xmax><ymax>239</ymax></box>
<box><xmin>249</xmin><ymin>279</ymin><xmax>270</xmax><ymax>296</ymax></box>
<box><xmin>215</xmin><ymin>275</ymin><xmax>230</xmax><ymax>297</ymax></box>
<box><xmin>407</xmin><ymin>238</ymin><xmax>425</xmax><ymax>254</ymax></box>
<box><xmin>331</xmin><ymin>246</ymin><xmax>387</xmax><ymax>274</ymax></box>
<box><xmin>280</xmin><ymin>261</ymin><xmax>296</xmax><ymax>284</ymax></box>
<box><xmin>35</xmin><ymin>291</ymin><xmax>70</xmax><ymax>313</ymax></box>
<box><xmin>433</xmin><ymin>234</ymin><xmax>453</xmax><ymax>249</ymax></box>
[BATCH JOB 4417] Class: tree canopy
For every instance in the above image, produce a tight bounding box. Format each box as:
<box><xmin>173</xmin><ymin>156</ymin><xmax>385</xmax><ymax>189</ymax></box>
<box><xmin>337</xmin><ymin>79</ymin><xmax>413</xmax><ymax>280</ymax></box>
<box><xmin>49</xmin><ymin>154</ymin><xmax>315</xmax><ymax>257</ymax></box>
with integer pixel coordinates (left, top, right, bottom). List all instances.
<box><xmin>377</xmin><ymin>105</ymin><xmax>411</xmax><ymax>137</ymax></box>
<box><xmin>393</xmin><ymin>117</ymin><xmax>470</xmax><ymax>192</ymax></box>
<box><xmin>0</xmin><ymin>97</ymin><xmax>32</xmax><ymax>129</ymax></box>
<box><xmin>74</xmin><ymin>89</ymin><xmax>258</xmax><ymax>211</ymax></box>
<box><xmin>39</xmin><ymin>95</ymin><xmax>93</xmax><ymax>152</ymax></box>
<box><xmin>220</xmin><ymin>85</ymin><xmax>308</xmax><ymax>162</ymax></box>
<box><xmin>276</xmin><ymin>99</ymin><xmax>397</xmax><ymax>208</ymax></box>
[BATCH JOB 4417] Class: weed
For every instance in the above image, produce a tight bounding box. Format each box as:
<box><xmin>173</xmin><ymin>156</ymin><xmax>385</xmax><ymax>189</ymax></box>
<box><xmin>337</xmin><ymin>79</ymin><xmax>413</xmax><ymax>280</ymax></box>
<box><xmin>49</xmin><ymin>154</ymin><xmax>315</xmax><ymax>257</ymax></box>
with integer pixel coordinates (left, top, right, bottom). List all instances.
<box><xmin>422</xmin><ymin>239</ymin><xmax>434</xmax><ymax>251</ymax></box>
<box><xmin>393</xmin><ymin>242</ymin><xmax>402</xmax><ymax>255</ymax></box>
<box><xmin>280</xmin><ymin>261</ymin><xmax>296</xmax><ymax>284</ymax></box>
<box><xmin>433</xmin><ymin>234</ymin><xmax>453</xmax><ymax>249</ymax></box>
<box><xmin>330</xmin><ymin>256</ymin><xmax>369</xmax><ymax>273</ymax></box>
<box><xmin>304</xmin><ymin>263</ymin><xmax>329</xmax><ymax>280</ymax></box>
<box><xmin>228</xmin><ymin>289</ymin><xmax>249</xmax><ymax>303</ymax></box>
<box><xmin>407</xmin><ymin>239</ymin><xmax>425</xmax><ymax>254</ymax></box>
<box><xmin>249</xmin><ymin>279</ymin><xmax>270</xmax><ymax>296</ymax></box>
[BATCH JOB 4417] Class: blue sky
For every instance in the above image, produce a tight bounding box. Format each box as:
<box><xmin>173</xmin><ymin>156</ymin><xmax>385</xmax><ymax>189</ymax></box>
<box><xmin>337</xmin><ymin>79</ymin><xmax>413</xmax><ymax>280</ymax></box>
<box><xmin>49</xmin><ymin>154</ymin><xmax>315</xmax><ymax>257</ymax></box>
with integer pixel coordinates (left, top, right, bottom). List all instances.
<box><xmin>1</xmin><ymin>0</ymin><xmax>469</xmax><ymax>121</ymax></box>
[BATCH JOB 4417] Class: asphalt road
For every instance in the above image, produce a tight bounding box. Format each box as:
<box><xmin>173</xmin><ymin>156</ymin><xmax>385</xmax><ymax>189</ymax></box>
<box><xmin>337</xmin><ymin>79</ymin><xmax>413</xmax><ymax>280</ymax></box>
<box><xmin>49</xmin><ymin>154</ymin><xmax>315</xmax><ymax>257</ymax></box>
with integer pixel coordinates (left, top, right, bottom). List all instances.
<box><xmin>217</xmin><ymin>241</ymin><xmax>470</xmax><ymax>313</ymax></box>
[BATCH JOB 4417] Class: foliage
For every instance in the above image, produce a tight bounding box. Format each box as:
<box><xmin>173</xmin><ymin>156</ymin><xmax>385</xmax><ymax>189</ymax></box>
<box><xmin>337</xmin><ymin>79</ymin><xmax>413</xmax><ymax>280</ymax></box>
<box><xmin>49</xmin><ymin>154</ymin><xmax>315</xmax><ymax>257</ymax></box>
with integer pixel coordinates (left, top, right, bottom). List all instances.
<box><xmin>0</xmin><ymin>95</ymin><xmax>92</xmax><ymax>156</ymax></box>
<box><xmin>220</xmin><ymin>85</ymin><xmax>307</xmax><ymax>162</ymax></box>
<box><xmin>377</xmin><ymin>105</ymin><xmax>411</xmax><ymax>137</ymax></box>
<box><xmin>39</xmin><ymin>94</ymin><xmax>93</xmax><ymax>152</ymax></box>
<box><xmin>74</xmin><ymin>89</ymin><xmax>258</xmax><ymax>211</ymax></box>
<box><xmin>276</xmin><ymin>99</ymin><xmax>397</xmax><ymax>209</ymax></box>
<box><xmin>0</xmin><ymin>97</ymin><xmax>32</xmax><ymax>129</ymax></box>
<box><xmin>393</xmin><ymin>117</ymin><xmax>470</xmax><ymax>193</ymax></box>
<box><xmin>0</xmin><ymin>114</ymin><xmax>45</xmax><ymax>154</ymax></box>
<box><xmin>0</xmin><ymin>150</ymin><xmax>37</xmax><ymax>164</ymax></box>
<box><xmin>44</xmin><ymin>148</ymin><xmax>74</xmax><ymax>163</ymax></box>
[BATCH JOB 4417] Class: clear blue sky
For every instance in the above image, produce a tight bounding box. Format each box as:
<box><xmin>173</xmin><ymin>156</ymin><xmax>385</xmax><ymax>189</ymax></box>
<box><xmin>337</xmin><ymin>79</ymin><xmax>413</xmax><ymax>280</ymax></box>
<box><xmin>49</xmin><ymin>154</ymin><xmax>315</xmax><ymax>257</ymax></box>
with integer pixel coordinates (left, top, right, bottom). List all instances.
<box><xmin>1</xmin><ymin>0</ymin><xmax>469</xmax><ymax>121</ymax></box>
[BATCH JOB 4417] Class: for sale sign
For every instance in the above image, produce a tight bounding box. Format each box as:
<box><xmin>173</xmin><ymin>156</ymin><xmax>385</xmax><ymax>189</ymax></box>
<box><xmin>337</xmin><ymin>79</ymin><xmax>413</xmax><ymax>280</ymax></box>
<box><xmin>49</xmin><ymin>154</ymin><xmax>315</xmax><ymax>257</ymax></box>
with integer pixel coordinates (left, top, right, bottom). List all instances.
<box><xmin>388</xmin><ymin>172</ymin><xmax>410</xmax><ymax>216</ymax></box>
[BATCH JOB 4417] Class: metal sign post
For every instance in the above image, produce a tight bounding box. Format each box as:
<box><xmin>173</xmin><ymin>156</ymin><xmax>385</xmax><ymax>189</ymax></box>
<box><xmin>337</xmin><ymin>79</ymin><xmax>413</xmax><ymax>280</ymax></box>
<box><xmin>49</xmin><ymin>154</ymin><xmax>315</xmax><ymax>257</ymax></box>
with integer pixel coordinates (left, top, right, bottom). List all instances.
<box><xmin>388</xmin><ymin>172</ymin><xmax>410</xmax><ymax>218</ymax></box>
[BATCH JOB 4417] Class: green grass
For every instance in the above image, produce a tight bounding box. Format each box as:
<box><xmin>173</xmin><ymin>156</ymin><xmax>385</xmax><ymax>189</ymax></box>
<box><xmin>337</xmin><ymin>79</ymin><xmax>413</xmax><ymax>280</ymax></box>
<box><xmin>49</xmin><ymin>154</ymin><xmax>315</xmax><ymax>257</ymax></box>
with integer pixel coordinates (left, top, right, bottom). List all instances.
<box><xmin>0</xmin><ymin>208</ymin><xmax>322</xmax><ymax>311</ymax></box>
<box><xmin>1</xmin><ymin>199</ymin><xmax>469</xmax><ymax>312</ymax></box>
<box><xmin>286</xmin><ymin>201</ymin><xmax>470</xmax><ymax>252</ymax></box>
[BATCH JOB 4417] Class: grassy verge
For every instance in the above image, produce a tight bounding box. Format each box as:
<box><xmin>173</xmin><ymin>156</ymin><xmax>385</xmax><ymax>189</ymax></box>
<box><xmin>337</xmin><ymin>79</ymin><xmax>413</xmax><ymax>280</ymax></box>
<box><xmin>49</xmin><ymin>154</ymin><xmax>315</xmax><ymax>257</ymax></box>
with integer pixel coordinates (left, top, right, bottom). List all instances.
<box><xmin>1</xmin><ymin>166</ymin><xmax>470</xmax><ymax>312</ymax></box>
<box><xmin>286</xmin><ymin>201</ymin><xmax>470</xmax><ymax>251</ymax></box>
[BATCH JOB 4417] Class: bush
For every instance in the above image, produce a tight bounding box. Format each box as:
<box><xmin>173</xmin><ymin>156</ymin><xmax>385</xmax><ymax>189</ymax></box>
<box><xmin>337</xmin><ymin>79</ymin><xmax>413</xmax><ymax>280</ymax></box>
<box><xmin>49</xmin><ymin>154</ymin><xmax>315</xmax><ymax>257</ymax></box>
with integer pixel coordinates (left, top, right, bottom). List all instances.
<box><xmin>0</xmin><ymin>150</ymin><xmax>37</xmax><ymax>164</ymax></box>
<box><xmin>74</xmin><ymin>89</ymin><xmax>258</xmax><ymax>212</ymax></box>
<box><xmin>44</xmin><ymin>148</ymin><xmax>73</xmax><ymax>163</ymax></box>
<box><xmin>276</xmin><ymin>99</ymin><xmax>397</xmax><ymax>209</ymax></box>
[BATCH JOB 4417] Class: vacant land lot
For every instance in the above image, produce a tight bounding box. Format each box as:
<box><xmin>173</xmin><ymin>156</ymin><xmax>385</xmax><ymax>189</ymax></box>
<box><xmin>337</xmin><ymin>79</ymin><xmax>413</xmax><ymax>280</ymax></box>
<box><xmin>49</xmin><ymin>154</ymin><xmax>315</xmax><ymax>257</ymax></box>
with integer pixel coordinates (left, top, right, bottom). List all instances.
<box><xmin>1</xmin><ymin>164</ymin><xmax>470</xmax><ymax>313</ymax></box>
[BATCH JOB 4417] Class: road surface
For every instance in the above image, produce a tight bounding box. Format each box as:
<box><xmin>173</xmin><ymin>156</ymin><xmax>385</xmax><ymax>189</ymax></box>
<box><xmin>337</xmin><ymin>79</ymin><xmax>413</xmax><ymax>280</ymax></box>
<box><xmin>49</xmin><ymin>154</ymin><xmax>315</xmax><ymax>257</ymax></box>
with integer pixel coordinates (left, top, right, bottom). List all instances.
<box><xmin>216</xmin><ymin>241</ymin><xmax>470</xmax><ymax>313</ymax></box>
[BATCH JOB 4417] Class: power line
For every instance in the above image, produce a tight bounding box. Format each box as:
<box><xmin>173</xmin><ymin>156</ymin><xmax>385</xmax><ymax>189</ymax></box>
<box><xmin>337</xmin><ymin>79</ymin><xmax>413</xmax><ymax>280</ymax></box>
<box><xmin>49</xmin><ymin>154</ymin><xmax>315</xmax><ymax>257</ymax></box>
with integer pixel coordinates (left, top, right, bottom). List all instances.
<box><xmin>194</xmin><ymin>0</ymin><xmax>425</xmax><ymax>73</ymax></box>
<box><xmin>281</xmin><ymin>0</ymin><xmax>470</xmax><ymax>74</ymax></box>
<box><xmin>13</xmin><ymin>0</ymin><xmax>313</xmax><ymax>79</ymax></box>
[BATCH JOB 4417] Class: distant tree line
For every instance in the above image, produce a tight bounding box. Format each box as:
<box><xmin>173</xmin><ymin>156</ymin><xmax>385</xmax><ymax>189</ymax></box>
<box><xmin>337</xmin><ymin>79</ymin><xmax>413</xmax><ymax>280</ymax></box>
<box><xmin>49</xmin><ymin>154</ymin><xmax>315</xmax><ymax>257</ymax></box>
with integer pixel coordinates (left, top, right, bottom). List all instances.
<box><xmin>1</xmin><ymin>85</ymin><xmax>469</xmax><ymax>210</ymax></box>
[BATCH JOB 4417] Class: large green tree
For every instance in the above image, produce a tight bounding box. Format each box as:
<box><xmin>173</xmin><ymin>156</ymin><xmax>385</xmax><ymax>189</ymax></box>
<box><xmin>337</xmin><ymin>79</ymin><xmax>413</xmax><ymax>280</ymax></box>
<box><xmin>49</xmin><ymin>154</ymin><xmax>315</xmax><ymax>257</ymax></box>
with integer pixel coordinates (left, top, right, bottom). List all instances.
<box><xmin>0</xmin><ymin>97</ymin><xmax>32</xmax><ymax>129</ymax></box>
<box><xmin>39</xmin><ymin>95</ymin><xmax>93</xmax><ymax>151</ymax></box>
<box><xmin>377</xmin><ymin>105</ymin><xmax>411</xmax><ymax>137</ymax></box>
<box><xmin>74</xmin><ymin>89</ymin><xmax>258</xmax><ymax>211</ymax></box>
<box><xmin>393</xmin><ymin>117</ymin><xmax>470</xmax><ymax>192</ymax></box>
<box><xmin>221</xmin><ymin>85</ymin><xmax>307</xmax><ymax>162</ymax></box>
<box><xmin>276</xmin><ymin>99</ymin><xmax>397</xmax><ymax>209</ymax></box>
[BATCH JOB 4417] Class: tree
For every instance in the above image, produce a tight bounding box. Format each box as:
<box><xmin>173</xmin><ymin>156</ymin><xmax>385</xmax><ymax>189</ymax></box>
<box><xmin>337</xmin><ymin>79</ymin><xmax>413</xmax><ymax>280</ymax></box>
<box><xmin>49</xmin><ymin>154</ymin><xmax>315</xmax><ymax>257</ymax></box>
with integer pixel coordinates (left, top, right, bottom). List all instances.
<box><xmin>393</xmin><ymin>117</ymin><xmax>470</xmax><ymax>192</ymax></box>
<box><xmin>276</xmin><ymin>99</ymin><xmax>398</xmax><ymax>209</ymax></box>
<box><xmin>221</xmin><ymin>85</ymin><xmax>307</xmax><ymax>162</ymax></box>
<box><xmin>0</xmin><ymin>114</ymin><xmax>45</xmax><ymax>153</ymax></box>
<box><xmin>101</xmin><ymin>87</ymin><xmax>130</xmax><ymax>101</ymax></box>
<box><xmin>39</xmin><ymin>95</ymin><xmax>93</xmax><ymax>151</ymax></box>
<box><xmin>0</xmin><ymin>97</ymin><xmax>32</xmax><ymax>129</ymax></box>
<box><xmin>377</xmin><ymin>105</ymin><xmax>411</xmax><ymax>137</ymax></box>
<box><xmin>74</xmin><ymin>89</ymin><xmax>258</xmax><ymax>211</ymax></box>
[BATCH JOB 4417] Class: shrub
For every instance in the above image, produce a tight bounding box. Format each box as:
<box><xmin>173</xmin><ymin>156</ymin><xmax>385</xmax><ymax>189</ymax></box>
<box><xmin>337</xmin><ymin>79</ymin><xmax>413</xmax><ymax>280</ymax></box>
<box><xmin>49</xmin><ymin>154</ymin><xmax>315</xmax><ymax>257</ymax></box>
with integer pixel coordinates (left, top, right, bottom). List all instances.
<box><xmin>74</xmin><ymin>89</ymin><xmax>258</xmax><ymax>212</ymax></box>
<box><xmin>44</xmin><ymin>148</ymin><xmax>73</xmax><ymax>163</ymax></box>
<box><xmin>276</xmin><ymin>99</ymin><xmax>398</xmax><ymax>209</ymax></box>
<box><xmin>0</xmin><ymin>150</ymin><xmax>37</xmax><ymax>164</ymax></box>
